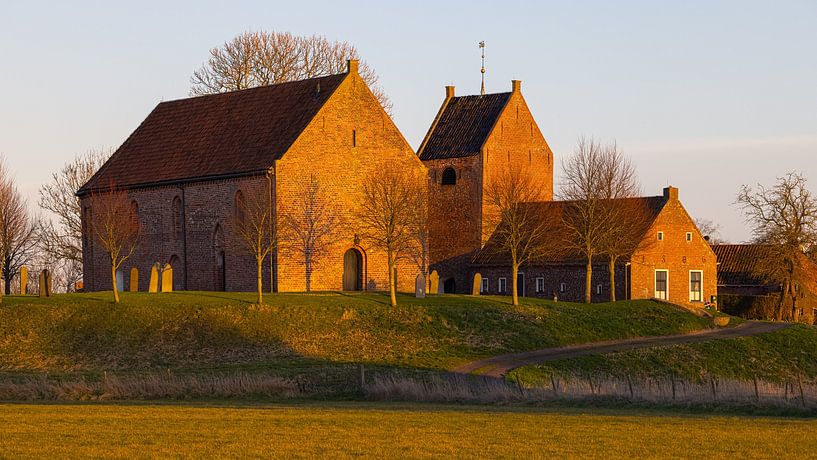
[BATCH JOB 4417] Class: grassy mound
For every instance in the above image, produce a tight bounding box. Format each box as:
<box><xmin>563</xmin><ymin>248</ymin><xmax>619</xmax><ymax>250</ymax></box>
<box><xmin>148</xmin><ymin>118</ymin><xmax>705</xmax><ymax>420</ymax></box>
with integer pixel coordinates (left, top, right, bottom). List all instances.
<box><xmin>0</xmin><ymin>291</ymin><xmax>711</xmax><ymax>374</ymax></box>
<box><xmin>511</xmin><ymin>324</ymin><xmax>817</xmax><ymax>384</ymax></box>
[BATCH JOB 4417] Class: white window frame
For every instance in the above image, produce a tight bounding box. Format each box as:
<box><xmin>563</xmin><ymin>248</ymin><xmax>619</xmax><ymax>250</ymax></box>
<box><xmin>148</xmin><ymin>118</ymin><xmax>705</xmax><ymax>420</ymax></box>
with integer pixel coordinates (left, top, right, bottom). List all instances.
<box><xmin>536</xmin><ymin>277</ymin><xmax>545</xmax><ymax>294</ymax></box>
<box><xmin>498</xmin><ymin>277</ymin><xmax>507</xmax><ymax>294</ymax></box>
<box><xmin>689</xmin><ymin>270</ymin><xmax>703</xmax><ymax>302</ymax></box>
<box><xmin>657</xmin><ymin>231</ymin><xmax>664</xmax><ymax>241</ymax></box>
<box><xmin>655</xmin><ymin>269</ymin><xmax>669</xmax><ymax>300</ymax></box>
<box><xmin>596</xmin><ymin>284</ymin><xmax>602</xmax><ymax>295</ymax></box>
<box><xmin>481</xmin><ymin>277</ymin><xmax>489</xmax><ymax>294</ymax></box>
<box><xmin>559</xmin><ymin>282</ymin><xmax>566</xmax><ymax>293</ymax></box>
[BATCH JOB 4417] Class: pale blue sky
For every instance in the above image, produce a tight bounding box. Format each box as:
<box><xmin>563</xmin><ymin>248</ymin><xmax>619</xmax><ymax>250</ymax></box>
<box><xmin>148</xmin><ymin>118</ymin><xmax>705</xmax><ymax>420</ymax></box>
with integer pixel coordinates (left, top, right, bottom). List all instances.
<box><xmin>1</xmin><ymin>0</ymin><xmax>815</xmax><ymax>242</ymax></box>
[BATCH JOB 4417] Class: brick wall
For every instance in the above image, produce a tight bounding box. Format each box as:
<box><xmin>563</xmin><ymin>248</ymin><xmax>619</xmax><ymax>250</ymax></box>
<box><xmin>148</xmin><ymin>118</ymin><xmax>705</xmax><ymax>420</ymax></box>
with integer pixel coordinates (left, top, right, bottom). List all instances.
<box><xmin>81</xmin><ymin>175</ymin><xmax>272</xmax><ymax>293</ymax></box>
<box><xmin>629</xmin><ymin>188</ymin><xmax>718</xmax><ymax>308</ymax></box>
<box><xmin>474</xmin><ymin>263</ymin><xmax>626</xmax><ymax>302</ymax></box>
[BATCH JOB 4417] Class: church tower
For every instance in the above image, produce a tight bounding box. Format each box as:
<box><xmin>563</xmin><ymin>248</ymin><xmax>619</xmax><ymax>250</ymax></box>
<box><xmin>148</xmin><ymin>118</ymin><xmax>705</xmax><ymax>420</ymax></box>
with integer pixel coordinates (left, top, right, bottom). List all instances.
<box><xmin>418</xmin><ymin>80</ymin><xmax>554</xmax><ymax>293</ymax></box>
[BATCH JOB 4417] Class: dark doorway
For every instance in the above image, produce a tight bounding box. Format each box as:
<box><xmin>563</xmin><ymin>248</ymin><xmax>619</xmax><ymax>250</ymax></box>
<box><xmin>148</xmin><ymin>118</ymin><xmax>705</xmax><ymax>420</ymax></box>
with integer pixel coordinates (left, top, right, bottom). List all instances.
<box><xmin>517</xmin><ymin>272</ymin><xmax>525</xmax><ymax>297</ymax></box>
<box><xmin>216</xmin><ymin>251</ymin><xmax>226</xmax><ymax>291</ymax></box>
<box><xmin>343</xmin><ymin>248</ymin><xmax>363</xmax><ymax>291</ymax></box>
<box><xmin>443</xmin><ymin>278</ymin><xmax>456</xmax><ymax>293</ymax></box>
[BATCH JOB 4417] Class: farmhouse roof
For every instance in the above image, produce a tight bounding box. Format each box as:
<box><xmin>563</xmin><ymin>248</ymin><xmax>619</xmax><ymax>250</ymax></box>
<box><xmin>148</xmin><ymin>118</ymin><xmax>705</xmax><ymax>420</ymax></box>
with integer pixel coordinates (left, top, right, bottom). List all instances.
<box><xmin>472</xmin><ymin>196</ymin><xmax>667</xmax><ymax>266</ymax></box>
<box><xmin>78</xmin><ymin>72</ymin><xmax>347</xmax><ymax>194</ymax></box>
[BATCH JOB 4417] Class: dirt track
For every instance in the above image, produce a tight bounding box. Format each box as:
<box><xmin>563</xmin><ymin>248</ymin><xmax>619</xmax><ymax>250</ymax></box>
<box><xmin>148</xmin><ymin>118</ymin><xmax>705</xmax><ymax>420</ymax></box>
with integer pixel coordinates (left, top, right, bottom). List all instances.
<box><xmin>453</xmin><ymin>321</ymin><xmax>791</xmax><ymax>378</ymax></box>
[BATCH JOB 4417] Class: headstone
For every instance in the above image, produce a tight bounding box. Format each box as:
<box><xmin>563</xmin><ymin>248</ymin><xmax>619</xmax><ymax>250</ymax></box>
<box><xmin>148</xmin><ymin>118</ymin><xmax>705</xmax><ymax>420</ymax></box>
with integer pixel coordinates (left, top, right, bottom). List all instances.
<box><xmin>129</xmin><ymin>267</ymin><xmax>139</xmax><ymax>292</ymax></box>
<box><xmin>20</xmin><ymin>266</ymin><xmax>28</xmax><ymax>295</ymax></box>
<box><xmin>115</xmin><ymin>270</ymin><xmax>124</xmax><ymax>293</ymax></box>
<box><xmin>148</xmin><ymin>264</ymin><xmax>159</xmax><ymax>293</ymax></box>
<box><xmin>38</xmin><ymin>271</ymin><xmax>45</xmax><ymax>297</ymax></box>
<box><xmin>161</xmin><ymin>263</ymin><xmax>173</xmax><ymax>293</ymax></box>
<box><xmin>44</xmin><ymin>269</ymin><xmax>52</xmax><ymax>297</ymax></box>
<box><xmin>472</xmin><ymin>273</ymin><xmax>482</xmax><ymax>296</ymax></box>
<box><xmin>429</xmin><ymin>270</ymin><xmax>439</xmax><ymax>295</ymax></box>
<box><xmin>415</xmin><ymin>274</ymin><xmax>426</xmax><ymax>298</ymax></box>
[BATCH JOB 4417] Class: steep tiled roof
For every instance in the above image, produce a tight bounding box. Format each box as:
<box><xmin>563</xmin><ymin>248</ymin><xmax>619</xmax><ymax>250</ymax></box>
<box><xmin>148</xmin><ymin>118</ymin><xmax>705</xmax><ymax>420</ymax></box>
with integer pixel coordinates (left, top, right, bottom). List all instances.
<box><xmin>711</xmin><ymin>244</ymin><xmax>769</xmax><ymax>286</ymax></box>
<box><xmin>78</xmin><ymin>73</ymin><xmax>347</xmax><ymax>194</ymax></box>
<box><xmin>418</xmin><ymin>93</ymin><xmax>511</xmax><ymax>160</ymax></box>
<box><xmin>473</xmin><ymin>196</ymin><xmax>667</xmax><ymax>266</ymax></box>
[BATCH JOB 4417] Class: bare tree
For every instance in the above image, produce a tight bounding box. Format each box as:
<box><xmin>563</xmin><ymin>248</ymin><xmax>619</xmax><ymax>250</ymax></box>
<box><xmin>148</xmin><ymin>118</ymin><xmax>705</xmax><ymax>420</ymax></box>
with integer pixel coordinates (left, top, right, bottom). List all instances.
<box><xmin>484</xmin><ymin>164</ymin><xmax>554</xmax><ymax>306</ymax></box>
<box><xmin>737</xmin><ymin>172</ymin><xmax>817</xmax><ymax>321</ymax></box>
<box><xmin>694</xmin><ymin>218</ymin><xmax>727</xmax><ymax>245</ymax></box>
<box><xmin>280</xmin><ymin>174</ymin><xmax>339</xmax><ymax>292</ymax></box>
<box><xmin>560</xmin><ymin>138</ymin><xmax>638</xmax><ymax>303</ymax></box>
<box><xmin>38</xmin><ymin>148</ymin><xmax>111</xmax><ymax>290</ymax></box>
<box><xmin>190</xmin><ymin>31</ymin><xmax>392</xmax><ymax>113</ymax></box>
<box><xmin>597</xmin><ymin>199</ymin><xmax>655</xmax><ymax>302</ymax></box>
<box><xmin>88</xmin><ymin>182</ymin><xmax>140</xmax><ymax>303</ymax></box>
<box><xmin>356</xmin><ymin>163</ymin><xmax>426</xmax><ymax>307</ymax></box>
<box><xmin>230</xmin><ymin>183</ymin><xmax>275</xmax><ymax>304</ymax></box>
<box><xmin>0</xmin><ymin>159</ymin><xmax>38</xmax><ymax>297</ymax></box>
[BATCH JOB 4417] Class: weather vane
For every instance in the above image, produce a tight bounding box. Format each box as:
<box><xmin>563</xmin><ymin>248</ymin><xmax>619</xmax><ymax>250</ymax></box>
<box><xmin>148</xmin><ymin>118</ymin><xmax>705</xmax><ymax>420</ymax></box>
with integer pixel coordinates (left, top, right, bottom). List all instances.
<box><xmin>479</xmin><ymin>41</ymin><xmax>486</xmax><ymax>96</ymax></box>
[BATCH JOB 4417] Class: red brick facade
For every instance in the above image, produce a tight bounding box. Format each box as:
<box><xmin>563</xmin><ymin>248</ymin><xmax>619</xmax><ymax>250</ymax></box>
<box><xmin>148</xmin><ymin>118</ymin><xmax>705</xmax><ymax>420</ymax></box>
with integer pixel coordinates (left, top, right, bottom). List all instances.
<box><xmin>81</xmin><ymin>61</ymin><xmax>425</xmax><ymax>293</ymax></box>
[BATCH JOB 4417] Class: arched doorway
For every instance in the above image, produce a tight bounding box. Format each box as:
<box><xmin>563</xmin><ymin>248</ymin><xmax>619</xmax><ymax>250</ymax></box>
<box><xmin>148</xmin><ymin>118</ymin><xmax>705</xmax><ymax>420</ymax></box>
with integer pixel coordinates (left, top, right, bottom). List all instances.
<box><xmin>343</xmin><ymin>248</ymin><xmax>363</xmax><ymax>291</ymax></box>
<box><xmin>443</xmin><ymin>278</ymin><xmax>456</xmax><ymax>293</ymax></box>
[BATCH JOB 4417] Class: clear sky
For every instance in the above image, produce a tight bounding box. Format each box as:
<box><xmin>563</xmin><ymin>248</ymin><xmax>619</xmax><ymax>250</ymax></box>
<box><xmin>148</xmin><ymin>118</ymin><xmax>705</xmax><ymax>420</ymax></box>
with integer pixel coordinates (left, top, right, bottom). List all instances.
<box><xmin>1</xmin><ymin>0</ymin><xmax>815</xmax><ymax>242</ymax></box>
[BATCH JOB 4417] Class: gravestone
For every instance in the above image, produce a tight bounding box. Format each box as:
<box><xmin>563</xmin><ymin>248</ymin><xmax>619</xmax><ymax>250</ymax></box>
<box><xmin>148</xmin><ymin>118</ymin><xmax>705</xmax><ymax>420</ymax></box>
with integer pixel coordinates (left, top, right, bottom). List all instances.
<box><xmin>115</xmin><ymin>270</ymin><xmax>124</xmax><ymax>293</ymax></box>
<box><xmin>20</xmin><ymin>266</ymin><xmax>28</xmax><ymax>295</ymax></box>
<box><xmin>415</xmin><ymin>274</ymin><xmax>426</xmax><ymax>298</ymax></box>
<box><xmin>161</xmin><ymin>264</ymin><xmax>173</xmax><ymax>293</ymax></box>
<box><xmin>471</xmin><ymin>273</ymin><xmax>482</xmax><ymax>296</ymax></box>
<box><xmin>129</xmin><ymin>267</ymin><xmax>139</xmax><ymax>292</ymax></box>
<box><xmin>44</xmin><ymin>269</ymin><xmax>52</xmax><ymax>297</ymax></box>
<box><xmin>429</xmin><ymin>270</ymin><xmax>439</xmax><ymax>295</ymax></box>
<box><xmin>38</xmin><ymin>271</ymin><xmax>45</xmax><ymax>297</ymax></box>
<box><xmin>148</xmin><ymin>264</ymin><xmax>159</xmax><ymax>293</ymax></box>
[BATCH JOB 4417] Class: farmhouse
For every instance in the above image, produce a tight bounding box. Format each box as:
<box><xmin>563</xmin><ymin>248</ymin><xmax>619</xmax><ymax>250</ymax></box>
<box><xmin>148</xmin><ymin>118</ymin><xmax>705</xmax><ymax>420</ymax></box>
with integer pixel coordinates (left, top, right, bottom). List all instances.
<box><xmin>713</xmin><ymin>244</ymin><xmax>817</xmax><ymax>319</ymax></box>
<box><xmin>78</xmin><ymin>60</ymin><xmax>426</xmax><ymax>293</ymax></box>
<box><xmin>471</xmin><ymin>187</ymin><xmax>718</xmax><ymax>308</ymax></box>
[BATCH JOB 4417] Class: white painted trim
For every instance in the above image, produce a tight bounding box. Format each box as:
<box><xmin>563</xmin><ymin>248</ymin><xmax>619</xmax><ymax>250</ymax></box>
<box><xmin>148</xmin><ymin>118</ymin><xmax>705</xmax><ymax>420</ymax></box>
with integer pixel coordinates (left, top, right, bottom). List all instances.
<box><xmin>689</xmin><ymin>270</ymin><xmax>703</xmax><ymax>302</ymax></box>
<box><xmin>654</xmin><ymin>269</ymin><xmax>669</xmax><ymax>300</ymax></box>
<box><xmin>498</xmin><ymin>277</ymin><xmax>507</xmax><ymax>294</ymax></box>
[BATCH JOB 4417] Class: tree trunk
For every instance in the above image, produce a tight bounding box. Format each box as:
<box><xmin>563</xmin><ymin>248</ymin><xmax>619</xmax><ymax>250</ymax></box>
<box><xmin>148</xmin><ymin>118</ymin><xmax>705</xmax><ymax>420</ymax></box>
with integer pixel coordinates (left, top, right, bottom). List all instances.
<box><xmin>388</xmin><ymin>249</ymin><xmax>397</xmax><ymax>307</ymax></box>
<box><xmin>608</xmin><ymin>257</ymin><xmax>617</xmax><ymax>302</ymax></box>
<box><xmin>776</xmin><ymin>281</ymin><xmax>787</xmax><ymax>321</ymax></box>
<box><xmin>111</xmin><ymin>264</ymin><xmax>120</xmax><ymax>304</ymax></box>
<box><xmin>256</xmin><ymin>258</ymin><xmax>263</xmax><ymax>304</ymax></box>
<box><xmin>304</xmin><ymin>255</ymin><xmax>311</xmax><ymax>293</ymax></box>
<box><xmin>585</xmin><ymin>257</ymin><xmax>593</xmax><ymax>304</ymax></box>
<box><xmin>511</xmin><ymin>262</ymin><xmax>519</xmax><ymax>306</ymax></box>
<box><xmin>4</xmin><ymin>274</ymin><xmax>10</xmax><ymax>296</ymax></box>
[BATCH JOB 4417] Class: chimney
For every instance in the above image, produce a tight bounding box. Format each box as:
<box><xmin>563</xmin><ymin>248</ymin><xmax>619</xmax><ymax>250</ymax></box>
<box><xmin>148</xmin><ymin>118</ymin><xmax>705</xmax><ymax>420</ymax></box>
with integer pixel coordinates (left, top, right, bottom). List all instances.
<box><xmin>445</xmin><ymin>85</ymin><xmax>455</xmax><ymax>99</ymax></box>
<box><xmin>663</xmin><ymin>186</ymin><xmax>679</xmax><ymax>201</ymax></box>
<box><xmin>347</xmin><ymin>59</ymin><xmax>359</xmax><ymax>74</ymax></box>
<box><xmin>511</xmin><ymin>80</ymin><xmax>522</xmax><ymax>92</ymax></box>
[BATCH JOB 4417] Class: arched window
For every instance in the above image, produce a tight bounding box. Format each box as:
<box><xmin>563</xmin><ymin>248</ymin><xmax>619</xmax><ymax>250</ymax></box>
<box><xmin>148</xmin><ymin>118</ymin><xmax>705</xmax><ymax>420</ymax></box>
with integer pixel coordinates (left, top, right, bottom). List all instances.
<box><xmin>172</xmin><ymin>196</ymin><xmax>183</xmax><ymax>240</ymax></box>
<box><xmin>129</xmin><ymin>200</ymin><xmax>139</xmax><ymax>226</ymax></box>
<box><xmin>234</xmin><ymin>190</ymin><xmax>246</xmax><ymax>224</ymax></box>
<box><xmin>441</xmin><ymin>167</ymin><xmax>457</xmax><ymax>186</ymax></box>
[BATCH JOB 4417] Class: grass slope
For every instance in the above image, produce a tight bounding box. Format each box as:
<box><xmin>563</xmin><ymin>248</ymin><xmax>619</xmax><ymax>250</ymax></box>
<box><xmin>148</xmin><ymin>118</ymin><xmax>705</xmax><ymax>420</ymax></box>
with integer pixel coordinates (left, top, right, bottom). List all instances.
<box><xmin>511</xmin><ymin>324</ymin><xmax>817</xmax><ymax>385</ymax></box>
<box><xmin>0</xmin><ymin>291</ymin><xmax>711</xmax><ymax>375</ymax></box>
<box><xmin>0</xmin><ymin>402</ymin><xmax>814</xmax><ymax>458</ymax></box>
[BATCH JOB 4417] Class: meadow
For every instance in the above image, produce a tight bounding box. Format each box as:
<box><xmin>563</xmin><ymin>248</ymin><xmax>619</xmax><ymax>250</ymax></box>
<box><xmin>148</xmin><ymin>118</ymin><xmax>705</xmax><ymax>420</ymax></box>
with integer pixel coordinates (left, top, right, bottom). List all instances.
<box><xmin>0</xmin><ymin>402</ymin><xmax>814</xmax><ymax>458</ymax></box>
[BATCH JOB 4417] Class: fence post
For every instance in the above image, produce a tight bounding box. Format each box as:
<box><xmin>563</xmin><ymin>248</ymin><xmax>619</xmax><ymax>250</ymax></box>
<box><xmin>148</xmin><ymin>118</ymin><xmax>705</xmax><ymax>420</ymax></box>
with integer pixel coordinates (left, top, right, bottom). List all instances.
<box><xmin>550</xmin><ymin>375</ymin><xmax>559</xmax><ymax>396</ymax></box>
<box><xmin>710</xmin><ymin>377</ymin><xmax>717</xmax><ymax>402</ymax></box>
<box><xmin>671</xmin><ymin>377</ymin><xmax>676</xmax><ymax>402</ymax></box>
<box><xmin>627</xmin><ymin>374</ymin><xmax>634</xmax><ymax>400</ymax></box>
<box><xmin>358</xmin><ymin>364</ymin><xmax>365</xmax><ymax>391</ymax></box>
<box><xmin>798</xmin><ymin>374</ymin><xmax>806</xmax><ymax>408</ymax></box>
<box><xmin>785</xmin><ymin>381</ymin><xmax>790</xmax><ymax>401</ymax></box>
<box><xmin>753</xmin><ymin>375</ymin><xmax>760</xmax><ymax>402</ymax></box>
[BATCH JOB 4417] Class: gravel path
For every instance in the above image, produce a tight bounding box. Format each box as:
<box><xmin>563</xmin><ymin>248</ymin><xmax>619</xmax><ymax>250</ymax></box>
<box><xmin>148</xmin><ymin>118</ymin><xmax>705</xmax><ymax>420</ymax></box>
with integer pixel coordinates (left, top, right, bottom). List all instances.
<box><xmin>453</xmin><ymin>321</ymin><xmax>791</xmax><ymax>378</ymax></box>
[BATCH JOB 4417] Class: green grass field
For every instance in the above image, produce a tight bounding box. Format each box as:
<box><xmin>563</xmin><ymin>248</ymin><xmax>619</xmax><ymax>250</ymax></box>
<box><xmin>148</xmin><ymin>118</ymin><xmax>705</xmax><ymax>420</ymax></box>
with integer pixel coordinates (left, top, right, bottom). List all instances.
<box><xmin>511</xmin><ymin>324</ymin><xmax>817</xmax><ymax>385</ymax></box>
<box><xmin>0</xmin><ymin>402</ymin><xmax>813</xmax><ymax>458</ymax></box>
<box><xmin>0</xmin><ymin>291</ymin><xmax>711</xmax><ymax>375</ymax></box>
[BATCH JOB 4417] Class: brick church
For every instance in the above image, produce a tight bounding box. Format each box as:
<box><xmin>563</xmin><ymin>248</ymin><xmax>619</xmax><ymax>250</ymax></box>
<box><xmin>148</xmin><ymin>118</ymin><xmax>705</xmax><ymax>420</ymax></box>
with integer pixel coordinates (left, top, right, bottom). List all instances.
<box><xmin>79</xmin><ymin>60</ymin><xmax>716</xmax><ymax>307</ymax></box>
